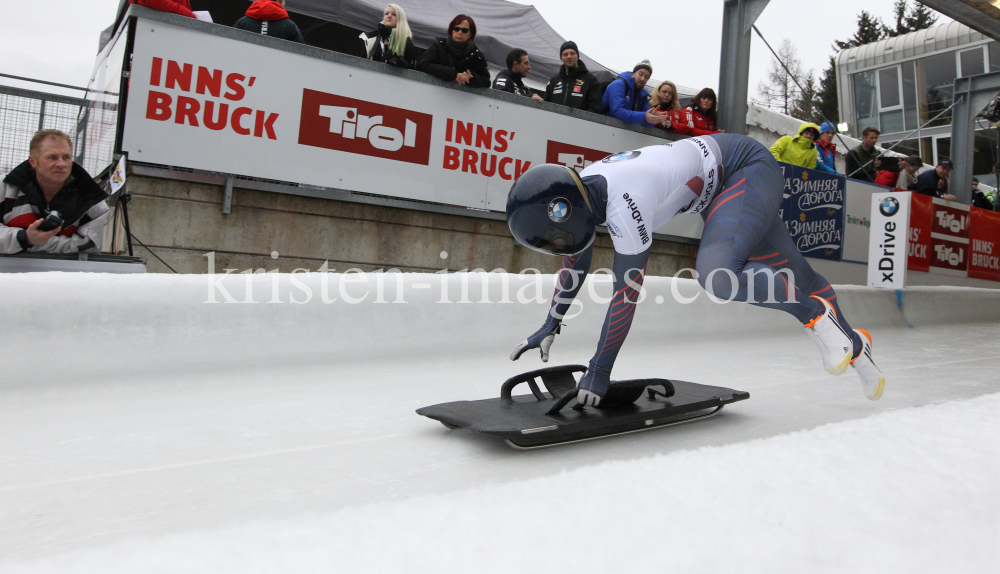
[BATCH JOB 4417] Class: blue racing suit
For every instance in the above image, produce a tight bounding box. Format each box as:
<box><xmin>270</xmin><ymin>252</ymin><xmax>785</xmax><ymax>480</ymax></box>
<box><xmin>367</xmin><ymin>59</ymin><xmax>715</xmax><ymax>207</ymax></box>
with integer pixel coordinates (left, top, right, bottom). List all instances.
<box><xmin>524</xmin><ymin>135</ymin><xmax>861</xmax><ymax>398</ymax></box>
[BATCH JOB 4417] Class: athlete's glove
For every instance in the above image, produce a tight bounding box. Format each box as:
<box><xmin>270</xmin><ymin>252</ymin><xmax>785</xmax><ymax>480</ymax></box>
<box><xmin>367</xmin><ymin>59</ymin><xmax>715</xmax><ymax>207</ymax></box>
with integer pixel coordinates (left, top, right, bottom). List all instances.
<box><xmin>576</xmin><ymin>368</ymin><xmax>611</xmax><ymax>407</ymax></box>
<box><xmin>510</xmin><ymin>323</ymin><xmax>561</xmax><ymax>362</ymax></box>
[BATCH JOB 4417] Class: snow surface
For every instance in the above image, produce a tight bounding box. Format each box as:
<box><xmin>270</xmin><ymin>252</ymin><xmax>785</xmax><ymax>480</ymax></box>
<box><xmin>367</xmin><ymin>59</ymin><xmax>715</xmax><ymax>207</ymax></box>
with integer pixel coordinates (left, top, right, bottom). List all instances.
<box><xmin>1</xmin><ymin>272</ymin><xmax>998</xmax><ymax>572</ymax></box>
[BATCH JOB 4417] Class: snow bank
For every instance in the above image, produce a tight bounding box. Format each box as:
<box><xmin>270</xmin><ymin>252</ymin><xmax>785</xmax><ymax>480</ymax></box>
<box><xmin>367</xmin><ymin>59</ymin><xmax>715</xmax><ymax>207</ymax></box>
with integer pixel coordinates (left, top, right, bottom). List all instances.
<box><xmin>4</xmin><ymin>392</ymin><xmax>997</xmax><ymax>574</ymax></box>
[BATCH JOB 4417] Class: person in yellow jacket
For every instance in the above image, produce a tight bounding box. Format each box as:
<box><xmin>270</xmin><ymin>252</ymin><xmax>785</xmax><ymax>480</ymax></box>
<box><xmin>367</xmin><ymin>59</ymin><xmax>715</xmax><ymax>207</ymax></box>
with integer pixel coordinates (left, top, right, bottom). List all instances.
<box><xmin>769</xmin><ymin>123</ymin><xmax>837</xmax><ymax>174</ymax></box>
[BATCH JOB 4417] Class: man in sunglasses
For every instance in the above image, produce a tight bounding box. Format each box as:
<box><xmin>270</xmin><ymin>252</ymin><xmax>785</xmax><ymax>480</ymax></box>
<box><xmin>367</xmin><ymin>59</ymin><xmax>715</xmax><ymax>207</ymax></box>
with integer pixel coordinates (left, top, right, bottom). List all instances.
<box><xmin>543</xmin><ymin>41</ymin><xmax>602</xmax><ymax>113</ymax></box>
<box><xmin>507</xmin><ymin>134</ymin><xmax>885</xmax><ymax>405</ymax></box>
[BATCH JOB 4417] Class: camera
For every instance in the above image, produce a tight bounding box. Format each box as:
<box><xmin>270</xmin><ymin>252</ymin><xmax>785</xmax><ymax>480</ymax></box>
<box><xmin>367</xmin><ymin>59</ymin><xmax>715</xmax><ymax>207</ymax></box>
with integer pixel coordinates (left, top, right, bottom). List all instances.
<box><xmin>36</xmin><ymin>211</ymin><xmax>64</xmax><ymax>232</ymax></box>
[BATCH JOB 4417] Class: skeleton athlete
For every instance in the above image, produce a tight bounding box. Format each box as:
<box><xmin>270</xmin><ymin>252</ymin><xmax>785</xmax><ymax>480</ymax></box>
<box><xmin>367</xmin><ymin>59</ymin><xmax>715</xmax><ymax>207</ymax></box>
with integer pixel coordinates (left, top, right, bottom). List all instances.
<box><xmin>506</xmin><ymin>134</ymin><xmax>884</xmax><ymax>405</ymax></box>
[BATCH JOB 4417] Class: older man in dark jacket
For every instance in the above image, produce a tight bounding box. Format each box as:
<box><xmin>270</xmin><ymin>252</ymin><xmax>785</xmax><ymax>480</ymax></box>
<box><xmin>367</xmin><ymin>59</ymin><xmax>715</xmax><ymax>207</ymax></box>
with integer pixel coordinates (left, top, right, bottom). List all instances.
<box><xmin>1</xmin><ymin>130</ymin><xmax>109</xmax><ymax>254</ymax></box>
<box><xmin>543</xmin><ymin>41</ymin><xmax>602</xmax><ymax>113</ymax></box>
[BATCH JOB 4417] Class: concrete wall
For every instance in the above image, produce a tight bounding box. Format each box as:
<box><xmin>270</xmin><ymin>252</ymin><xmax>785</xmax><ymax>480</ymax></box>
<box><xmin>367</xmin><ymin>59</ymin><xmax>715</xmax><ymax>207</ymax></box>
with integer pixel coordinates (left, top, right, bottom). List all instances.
<box><xmin>123</xmin><ymin>173</ymin><xmax>698</xmax><ymax>276</ymax></box>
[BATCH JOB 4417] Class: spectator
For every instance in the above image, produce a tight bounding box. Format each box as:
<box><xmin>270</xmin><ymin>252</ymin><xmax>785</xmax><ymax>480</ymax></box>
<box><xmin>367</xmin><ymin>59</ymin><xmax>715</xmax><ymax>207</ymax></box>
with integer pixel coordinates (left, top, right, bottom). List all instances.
<box><xmin>234</xmin><ymin>0</ymin><xmax>304</xmax><ymax>43</ymax></box>
<box><xmin>543</xmin><ymin>41</ymin><xmax>602</xmax><ymax>113</ymax></box>
<box><xmin>845</xmin><ymin>127</ymin><xmax>881</xmax><ymax>183</ymax></box>
<box><xmin>649</xmin><ymin>80</ymin><xmax>681</xmax><ymax>132</ymax></box>
<box><xmin>493</xmin><ymin>48</ymin><xmax>544</xmax><ymax>102</ymax></box>
<box><xmin>984</xmin><ymin>182</ymin><xmax>998</xmax><ymax>210</ymax></box>
<box><xmin>1</xmin><ymin>130</ymin><xmax>109</xmax><ymax>255</ymax></box>
<box><xmin>769</xmin><ymin>123</ymin><xmax>837</xmax><ymax>174</ymax></box>
<box><xmin>971</xmin><ymin>177</ymin><xmax>995</xmax><ymax>210</ymax></box>
<box><xmin>601</xmin><ymin>60</ymin><xmax>664</xmax><ymax>126</ymax></box>
<box><xmin>873</xmin><ymin>156</ymin><xmax>901</xmax><ymax>188</ymax></box>
<box><xmin>673</xmin><ymin>88</ymin><xmax>723</xmax><ymax>136</ymax></box>
<box><xmin>815</xmin><ymin>122</ymin><xmax>839</xmax><ymax>174</ymax></box>
<box><xmin>897</xmin><ymin>155</ymin><xmax>922</xmax><ymax>190</ymax></box>
<box><xmin>416</xmin><ymin>14</ymin><xmax>490</xmax><ymax>88</ymax></box>
<box><xmin>359</xmin><ymin>4</ymin><xmax>415</xmax><ymax>68</ymax></box>
<box><xmin>129</xmin><ymin>0</ymin><xmax>195</xmax><ymax>18</ymax></box>
<box><xmin>910</xmin><ymin>159</ymin><xmax>957</xmax><ymax>201</ymax></box>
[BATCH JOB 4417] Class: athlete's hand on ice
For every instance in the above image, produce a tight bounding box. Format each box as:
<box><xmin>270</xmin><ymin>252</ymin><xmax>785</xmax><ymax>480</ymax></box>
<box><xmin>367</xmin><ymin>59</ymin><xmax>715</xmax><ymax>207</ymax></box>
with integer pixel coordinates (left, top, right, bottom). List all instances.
<box><xmin>510</xmin><ymin>323</ymin><xmax>560</xmax><ymax>362</ymax></box>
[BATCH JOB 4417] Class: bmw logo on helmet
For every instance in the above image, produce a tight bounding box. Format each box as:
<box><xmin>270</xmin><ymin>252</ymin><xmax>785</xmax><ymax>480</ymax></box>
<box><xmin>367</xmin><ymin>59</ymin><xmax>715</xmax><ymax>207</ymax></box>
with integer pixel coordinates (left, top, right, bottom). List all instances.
<box><xmin>548</xmin><ymin>198</ymin><xmax>571</xmax><ymax>222</ymax></box>
<box><xmin>879</xmin><ymin>197</ymin><xmax>900</xmax><ymax>217</ymax></box>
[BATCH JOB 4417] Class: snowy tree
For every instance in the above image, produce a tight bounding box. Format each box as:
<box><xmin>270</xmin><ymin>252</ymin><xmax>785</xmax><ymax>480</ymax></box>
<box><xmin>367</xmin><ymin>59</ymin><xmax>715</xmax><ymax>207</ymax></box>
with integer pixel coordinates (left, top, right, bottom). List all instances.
<box><xmin>757</xmin><ymin>39</ymin><xmax>804</xmax><ymax>116</ymax></box>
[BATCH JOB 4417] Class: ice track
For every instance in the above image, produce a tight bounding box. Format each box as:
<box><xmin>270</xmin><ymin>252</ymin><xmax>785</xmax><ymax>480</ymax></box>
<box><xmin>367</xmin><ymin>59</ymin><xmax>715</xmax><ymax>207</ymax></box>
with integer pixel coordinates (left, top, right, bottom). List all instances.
<box><xmin>1</xmin><ymin>272</ymin><xmax>998</xmax><ymax>572</ymax></box>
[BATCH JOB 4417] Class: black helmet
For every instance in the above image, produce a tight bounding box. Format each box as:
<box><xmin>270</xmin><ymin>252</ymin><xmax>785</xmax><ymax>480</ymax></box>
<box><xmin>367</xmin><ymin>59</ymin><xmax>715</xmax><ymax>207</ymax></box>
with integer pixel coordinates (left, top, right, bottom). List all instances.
<box><xmin>506</xmin><ymin>164</ymin><xmax>596</xmax><ymax>256</ymax></box>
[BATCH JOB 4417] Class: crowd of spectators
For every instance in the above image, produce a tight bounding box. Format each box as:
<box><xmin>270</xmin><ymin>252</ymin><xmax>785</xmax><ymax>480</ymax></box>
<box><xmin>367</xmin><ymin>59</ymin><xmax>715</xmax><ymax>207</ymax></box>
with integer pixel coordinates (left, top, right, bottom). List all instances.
<box><xmin>132</xmin><ymin>1</ymin><xmax>732</xmax><ymax>134</ymax></box>
<box><xmin>126</xmin><ymin>1</ymin><xmax>1000</xmax><ymax>211</ymax></box>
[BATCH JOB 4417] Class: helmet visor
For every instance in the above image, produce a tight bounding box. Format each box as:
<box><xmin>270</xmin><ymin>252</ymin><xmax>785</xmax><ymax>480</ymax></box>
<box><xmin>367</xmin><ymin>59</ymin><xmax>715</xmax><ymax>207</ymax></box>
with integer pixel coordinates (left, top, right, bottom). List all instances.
<box><xmin>532</xmin><ymin>225</ymin><xmax>589</xmax><ymax>256</ymax></box>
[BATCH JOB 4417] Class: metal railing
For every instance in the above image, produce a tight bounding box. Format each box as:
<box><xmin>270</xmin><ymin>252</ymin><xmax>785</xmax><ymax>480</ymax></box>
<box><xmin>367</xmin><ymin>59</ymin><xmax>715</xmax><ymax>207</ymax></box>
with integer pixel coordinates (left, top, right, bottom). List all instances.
<box><xmin>0</xmin><ymin>84</ymin><xmax>107</xmax><ymax>177</ymax></box>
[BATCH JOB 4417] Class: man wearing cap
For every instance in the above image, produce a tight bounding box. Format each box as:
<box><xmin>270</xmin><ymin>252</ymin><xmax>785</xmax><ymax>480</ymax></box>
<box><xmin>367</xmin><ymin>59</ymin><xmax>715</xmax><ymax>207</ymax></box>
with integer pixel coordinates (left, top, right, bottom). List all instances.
<box><xmin>910</xmin><ymin>159</ymin><xmax>957</xmax><ymax>201</ymax></box>
<box><xmin>543</xmin><ymin>41</ymin><xmax>602</xmax><ymax>113</ymax></box>
<box><xmin>601</xmin><ymin>60</ymin><xmax>665</xmax><ymax>126</ymax></box>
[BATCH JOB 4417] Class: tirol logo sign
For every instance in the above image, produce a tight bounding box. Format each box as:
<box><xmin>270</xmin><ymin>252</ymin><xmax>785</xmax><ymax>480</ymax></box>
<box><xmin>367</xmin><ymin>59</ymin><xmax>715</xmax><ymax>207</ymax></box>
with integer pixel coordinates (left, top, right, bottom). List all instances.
<box><xmin>546</xmin><ymin>141</ymin><xmax>610</xmax><ymax>170</ymax></box>
<box><xmin>929</xmin><ymin>199</ymin><xmax>970</xmax><ymax>275</ymax></box>
<box><xmin>298</xmin><ymin>89</ymin><xmax>433</xmax><ymax>165</ymax></box>
<box><xmin>867</xmin><ymin>191</ymin><xmax>911</xmax><ymax>289</ymax></box>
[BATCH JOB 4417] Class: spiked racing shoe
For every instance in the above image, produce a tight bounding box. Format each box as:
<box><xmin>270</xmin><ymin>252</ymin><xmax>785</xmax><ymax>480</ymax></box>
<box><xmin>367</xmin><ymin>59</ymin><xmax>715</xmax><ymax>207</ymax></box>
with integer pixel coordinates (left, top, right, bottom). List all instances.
<box><xmin>804</xmin><ymin>296</ymin><xmax>853</xmax><ymax>376</ymax></box>
<box><xmin>851</xmin><ymin>329</ymin><xmax>885</xmax><ymax>401</ymax></box>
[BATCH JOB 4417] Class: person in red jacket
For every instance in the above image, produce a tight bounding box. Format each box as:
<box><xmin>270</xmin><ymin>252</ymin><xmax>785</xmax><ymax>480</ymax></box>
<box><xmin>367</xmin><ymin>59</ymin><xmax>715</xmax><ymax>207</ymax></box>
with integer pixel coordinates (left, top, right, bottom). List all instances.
<box><xmin>129</xmin><ymin>0</ymin><xmax>195</xmax><ymax>18</ymax></box>
<box><xmin>649</xmin><ymin>80</ymin><xmax>681</xmax><ymax>132</ymax></box>
<box><xmin>673</xmin><ymin>87</ymin><xmax>723</xmax><ymax>137</ymax></box>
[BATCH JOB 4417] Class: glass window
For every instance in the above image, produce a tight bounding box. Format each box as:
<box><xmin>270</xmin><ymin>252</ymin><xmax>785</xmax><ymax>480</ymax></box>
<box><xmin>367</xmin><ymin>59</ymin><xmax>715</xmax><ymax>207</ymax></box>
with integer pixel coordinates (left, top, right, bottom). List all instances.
<box><xmin>936</xmin><ymin>137</ymin><xmax>951</xmax><ymax>164</ymax></box>
<box><xmin>879</xmin><ymin>67</ymin><xmax>901</xmax><ymax>108</ymax></box>
<box><xmin>853</xmin><ymin>71</ymin><xmax>878</xmax><ymax>137</ymax></box>
<box><xmin>916</xmin><ymin>52</ymin><xmax>956</xmax><ymax>127</ymax></box>
<box><xmin>902</xmin><ymin>61</ymin><xmax>919</xmax><ymax>131</ymax></box>
<box><xmin>990</xmin><ymin>42</ymin><xmax>1000</xmax><ymax>73</ymax></box>
<box><xmin>974</xmin><ymin>132</ymin><xmax>998</xmax><ymax>178</ymax></box>
<box><xmin>891</xmin><ymin>139</ymin><xmax>922</xmax><ymax>160</ymax></box>
<box><xmin>880</xmin><ymin>110</ymin><xmax>904</xmax><ymax>134</ymax></box>
<box><xmin>960</xmin><ymin>48</ymin><xmax>985</xmax><ymax>77</ymax></box>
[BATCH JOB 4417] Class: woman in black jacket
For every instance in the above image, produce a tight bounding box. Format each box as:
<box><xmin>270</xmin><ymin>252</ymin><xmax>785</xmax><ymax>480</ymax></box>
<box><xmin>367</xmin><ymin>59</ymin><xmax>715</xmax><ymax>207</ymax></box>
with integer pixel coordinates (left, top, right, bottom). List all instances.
<box><xmin>360</xmin><ymin>4</ymin><xmax>416</xmax><ymax>68</ymax></box>
<box><xmin>416</xmin><ymin>14</ymin><xmax>490</xmax><ymax>88</ymax></box>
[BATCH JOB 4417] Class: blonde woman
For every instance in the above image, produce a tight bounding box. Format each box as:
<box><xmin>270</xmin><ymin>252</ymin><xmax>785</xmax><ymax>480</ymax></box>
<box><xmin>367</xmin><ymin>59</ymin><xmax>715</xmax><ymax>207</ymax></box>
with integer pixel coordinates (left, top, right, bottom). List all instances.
<box><xmin>648</xmin><ymin>80</ymin><xmax>680</xmax><ymax>131</ymax></box>
<box><xmin>360</xmin><ymin>4</ymin><xmax>415</xmax><ymax>68</ymax></box>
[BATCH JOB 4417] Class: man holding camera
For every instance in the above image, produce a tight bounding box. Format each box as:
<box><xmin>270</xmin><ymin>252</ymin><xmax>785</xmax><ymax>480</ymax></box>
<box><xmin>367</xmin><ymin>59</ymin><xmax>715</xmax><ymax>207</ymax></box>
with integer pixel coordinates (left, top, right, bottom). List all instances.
<box><xmin>1</xmin><ymin>129</ymin><xmax>109</xmax><ymax>254</ymax></box>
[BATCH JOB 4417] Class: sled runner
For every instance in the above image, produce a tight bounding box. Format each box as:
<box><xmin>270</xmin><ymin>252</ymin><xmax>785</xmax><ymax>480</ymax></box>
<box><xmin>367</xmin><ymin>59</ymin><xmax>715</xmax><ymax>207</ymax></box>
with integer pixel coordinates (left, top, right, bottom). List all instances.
<box><xmin>416</xmin><ymin>365</ymin><xmax>750</xmax><ymax>450</ymax></box>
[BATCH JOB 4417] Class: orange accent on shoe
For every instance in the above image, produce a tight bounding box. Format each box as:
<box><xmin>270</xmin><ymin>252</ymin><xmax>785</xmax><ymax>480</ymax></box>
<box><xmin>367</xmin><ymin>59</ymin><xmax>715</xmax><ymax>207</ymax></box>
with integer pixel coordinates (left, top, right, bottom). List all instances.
<box><xmin>850</xmin><ymin>329</ymin><xmax>873</xmax><ymax>365</ymax></box>
<box><xmin>810</xmin><ymin>294</ymin><xmax>838</xmax><ymax>318</ymax></box>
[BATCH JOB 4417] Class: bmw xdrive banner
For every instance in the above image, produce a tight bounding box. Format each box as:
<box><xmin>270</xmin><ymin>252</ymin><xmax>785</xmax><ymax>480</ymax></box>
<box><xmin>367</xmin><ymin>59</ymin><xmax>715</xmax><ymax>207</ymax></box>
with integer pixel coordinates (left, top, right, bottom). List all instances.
<box><xmin>867</xmin><ymin>191</ymin><xmax>911</xmax><ymax>289</ymax></box>
<box><xmin>779</xmin><ymin>163</ymin><xmax>845</xmax><ymax>261</ymax></box>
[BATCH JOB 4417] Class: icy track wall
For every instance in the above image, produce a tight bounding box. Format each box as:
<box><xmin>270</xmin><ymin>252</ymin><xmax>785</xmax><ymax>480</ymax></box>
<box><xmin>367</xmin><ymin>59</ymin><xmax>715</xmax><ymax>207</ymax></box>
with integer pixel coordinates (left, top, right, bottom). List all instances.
<box><xmin>3</xmin><ymin>273</ymin><xmax>1000</xmax><ymax>385</ymax></box>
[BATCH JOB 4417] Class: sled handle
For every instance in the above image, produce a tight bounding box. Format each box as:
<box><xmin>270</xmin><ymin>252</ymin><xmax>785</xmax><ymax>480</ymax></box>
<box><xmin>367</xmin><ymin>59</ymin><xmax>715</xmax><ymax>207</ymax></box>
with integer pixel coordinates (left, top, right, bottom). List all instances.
<box><xmin>501</xmin><ymin>365</ymin><xmax>587</xmax><ymax>404</ymax></box>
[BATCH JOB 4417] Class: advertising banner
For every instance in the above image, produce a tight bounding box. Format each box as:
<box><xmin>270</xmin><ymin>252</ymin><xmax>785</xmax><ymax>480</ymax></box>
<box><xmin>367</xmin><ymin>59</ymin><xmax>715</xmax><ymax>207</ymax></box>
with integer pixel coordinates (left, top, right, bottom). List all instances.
<box><xmin>907</xmin><ymin>192</ymin><xmax>933</xmax><ymax>273</ymax></box>
<box><xmin>779</xmin><ymin>163</ymin><xmax>845</xmax><ymax>261</ymax></box>
<box><xmin>867</xmin><ymin>191</ymin><xmax>910</xmax><ymax>289</ymax></box>
<box><xmin>121</xmin><ymin>19</ymin><xmax>670</xmax><ymax>214</ymax></box>
<box><xmin>842</xmin><ymin>179</ymin><xmax>883</xmax><ymax>263</ymax></box>
<box><xmin>968</xmin><ymin>207</ymin><xmax>1000</xmax><ymax>282</ymax></box>
<box><xmin>928</xmin><ymin>198</ymin><xmax>970</xmax><ymax>276</ymax></box>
